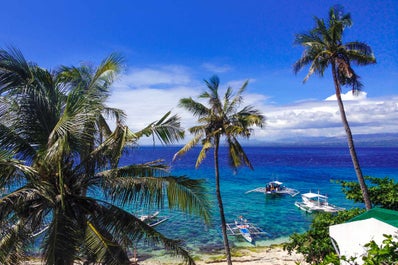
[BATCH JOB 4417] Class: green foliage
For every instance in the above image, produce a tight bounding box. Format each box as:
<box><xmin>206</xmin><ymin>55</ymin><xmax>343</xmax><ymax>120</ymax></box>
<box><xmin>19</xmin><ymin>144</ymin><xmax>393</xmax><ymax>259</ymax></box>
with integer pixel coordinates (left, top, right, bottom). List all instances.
<box><xmin>289</xmin><ymin>176</ymin><xmax>398</xmax><ymax>265</ymax></box>
<box><xmin>173</xmin><ymin>75</ymin><xmax>265</xmax><ymax>265</ymax></box>
<box><xmin>322</xmin><ymin>234</ymin><xmax>398</xmax><ymax>265</ymax></box>
<box><xmin>293</xmin><ymin>5</ymin><xmax>376</xmax><ymax>210</ymax></box>
<box><xmin>283</xmin><ymin>209</ymin><xmax>364</xmax><ymax>264</ymax></box>
<box><xmin>361</xmin><ymin>234</ymin><xmax>398</xmax><ymax>265</ymax></box>
<box><xmin>0</xmin><ymin>47</ymin><xmax>210</xmax><ymax>265</ymax></box>
<box><xmin>338</xmin><ymin>176</ymin><xmax>398</xmax><ymax>210</ymax></box>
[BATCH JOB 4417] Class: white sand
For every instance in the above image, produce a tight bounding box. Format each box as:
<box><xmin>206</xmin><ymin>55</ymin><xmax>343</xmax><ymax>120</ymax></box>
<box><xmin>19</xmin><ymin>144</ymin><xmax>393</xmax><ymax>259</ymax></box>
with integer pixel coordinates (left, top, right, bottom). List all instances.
<box><xmin>24</xmin><ymin>245</ymin><xmax>309</xmax><ymax>265</ymax></box>
<box><xmin>138</xmin><ymin>246</ymin><xmax>309</xmax><ymax>265</ymax></box>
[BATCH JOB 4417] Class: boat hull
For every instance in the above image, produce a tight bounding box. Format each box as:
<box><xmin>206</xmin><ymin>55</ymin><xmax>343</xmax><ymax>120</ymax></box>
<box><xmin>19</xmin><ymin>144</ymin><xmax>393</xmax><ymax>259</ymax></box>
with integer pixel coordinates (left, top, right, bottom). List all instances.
<box><xmin>238</xmin><ymin>227</ymin><xmax>253</xmax><ymax>243</ymax></box>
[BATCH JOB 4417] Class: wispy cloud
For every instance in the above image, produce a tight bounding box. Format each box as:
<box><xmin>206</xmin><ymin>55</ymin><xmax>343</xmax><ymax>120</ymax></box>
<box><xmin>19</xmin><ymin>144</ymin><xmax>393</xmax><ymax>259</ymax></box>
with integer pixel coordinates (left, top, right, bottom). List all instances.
<box><xmin>115</xmin><ymin>65</ymin><xmax>194</xmax><ymax>88</ymax></box>
<box><xmin>108</xmin><ymin>65</ymin><xmax>398</xmax><ymax>145</ymax></box>
<box><xmin>255</xmin><ymin>94</ymin><xmax>398</xmax><ymax>143</ymax></box>
<box><xmin>201</xmin><ymin>63</ymin><xmax>232</xmax><ymax>73</ymax></box>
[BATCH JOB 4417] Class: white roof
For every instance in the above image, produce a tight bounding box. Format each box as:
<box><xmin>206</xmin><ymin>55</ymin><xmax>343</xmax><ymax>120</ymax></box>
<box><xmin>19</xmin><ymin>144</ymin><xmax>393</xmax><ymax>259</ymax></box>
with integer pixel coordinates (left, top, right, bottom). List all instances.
<box><xmin>302</xmin><ymin>192</ymin><xmax>328</xmax><ymax>199</ymax></box>
<box><xmin>329</xmin><ymin>218</ymin><xmax>398</xmax><ymax>264</ymax></box>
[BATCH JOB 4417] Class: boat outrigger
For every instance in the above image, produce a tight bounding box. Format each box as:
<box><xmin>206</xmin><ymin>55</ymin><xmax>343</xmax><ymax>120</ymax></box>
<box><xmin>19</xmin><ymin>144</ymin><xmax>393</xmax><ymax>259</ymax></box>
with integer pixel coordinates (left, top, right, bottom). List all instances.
<box><xmin>139</xmin><ymin>211</ymin><xmax>169</xmax><ymax>227</ymax></box>
<box><xmin>295</xmin><ymin>191</ymin><xmax>345</xmax><ymax>213</ymax></box>
<box><xmin>226</xmin><ymin>216</ymin><xmax>269</xmax><ymax>243</ymax></box>
<box><xmin>246</xmin><ymin>180</ymin><xmax>299</xmax><ymax>197</ymax></box>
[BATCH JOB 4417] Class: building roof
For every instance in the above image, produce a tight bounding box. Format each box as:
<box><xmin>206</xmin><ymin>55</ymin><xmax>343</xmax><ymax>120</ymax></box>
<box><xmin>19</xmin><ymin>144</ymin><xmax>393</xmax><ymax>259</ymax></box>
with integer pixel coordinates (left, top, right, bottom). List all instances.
<box><xmin>348</xmin><ymin>207</ymin><xmax>398</xmax><ymax>228</ymax></box>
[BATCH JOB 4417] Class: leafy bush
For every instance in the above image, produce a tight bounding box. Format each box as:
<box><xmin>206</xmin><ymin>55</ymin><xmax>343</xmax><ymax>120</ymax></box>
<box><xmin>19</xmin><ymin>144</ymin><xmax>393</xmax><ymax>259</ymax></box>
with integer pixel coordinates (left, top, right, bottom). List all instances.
<box><xmin>286</xmin><ymin>176</ymin><xmax>398</xmax><ymax>264</ymax></box>
<box><xmin>283</xmin><ymin>209</ymin><xmax>364</xmax><ymax>264</ymax></box>
<box><xmin>321</xmin><ymin>234</ymin><xmax>398</xmax><ymax>265</ymax></box>
<box><xmin>338</xmin><ymin>176</ymin><xmax>398</xmax><ymax>210</ymax></box>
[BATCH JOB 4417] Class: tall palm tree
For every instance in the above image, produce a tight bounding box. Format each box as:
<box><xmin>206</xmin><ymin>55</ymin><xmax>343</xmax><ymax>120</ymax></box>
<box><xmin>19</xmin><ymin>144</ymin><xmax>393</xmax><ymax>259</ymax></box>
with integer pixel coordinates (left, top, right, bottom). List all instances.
<box><xmin>0</xmin><ymin>47</ymin><xmax>211</xmax><ymax>265</ymax></box>
<box><xmin>293</xmin><ymin>6</ymin><xmax>376</xmax><ymax>210</ymax></box>
<box><xmin>173</xmin><ymin>76</ymin><xmax>265</xmax><ymax>265</ymax></box>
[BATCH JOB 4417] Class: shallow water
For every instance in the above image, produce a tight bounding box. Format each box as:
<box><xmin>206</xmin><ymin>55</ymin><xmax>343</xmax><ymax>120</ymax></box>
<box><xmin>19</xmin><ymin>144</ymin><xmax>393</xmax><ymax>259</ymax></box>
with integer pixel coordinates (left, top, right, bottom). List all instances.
<box><xmin>122</xmin><ymin>146</ymin><xmax>398</xmax><ymax>253</ymax></box>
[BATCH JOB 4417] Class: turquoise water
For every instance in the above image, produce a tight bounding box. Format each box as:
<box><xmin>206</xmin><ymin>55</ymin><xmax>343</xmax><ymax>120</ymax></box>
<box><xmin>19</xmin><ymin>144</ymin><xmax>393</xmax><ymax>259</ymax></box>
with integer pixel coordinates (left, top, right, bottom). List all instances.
<box><xmin>122</xmin><ymin>146</ymin><xmax>398</xmax><ymax>253</ymax></box>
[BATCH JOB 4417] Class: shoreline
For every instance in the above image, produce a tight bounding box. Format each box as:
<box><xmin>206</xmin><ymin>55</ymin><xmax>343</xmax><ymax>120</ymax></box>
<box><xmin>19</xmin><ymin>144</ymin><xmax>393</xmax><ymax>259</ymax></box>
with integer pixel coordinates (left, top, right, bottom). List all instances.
<box><xmin>24</xmin><ymin>244</ymin><xmax>309</xmax><ymax>265</ymax></box>
<box><xmin>25</xmin><ymin>237</ymin><xmax>309</xmax><ymax>265</ymax></box>
<box><xmin>138</xmin><ymin>244</ymin><xmax>309</xmax><ymax>265</ymax></box>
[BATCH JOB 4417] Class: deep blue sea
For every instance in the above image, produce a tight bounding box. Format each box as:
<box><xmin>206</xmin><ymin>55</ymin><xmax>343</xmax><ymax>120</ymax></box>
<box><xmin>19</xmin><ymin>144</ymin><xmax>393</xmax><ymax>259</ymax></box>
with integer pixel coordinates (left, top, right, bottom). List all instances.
<box><xmin>120</xmin><ymin>146</ymin><xmax>398</xmax><ymax>253</ymax></box>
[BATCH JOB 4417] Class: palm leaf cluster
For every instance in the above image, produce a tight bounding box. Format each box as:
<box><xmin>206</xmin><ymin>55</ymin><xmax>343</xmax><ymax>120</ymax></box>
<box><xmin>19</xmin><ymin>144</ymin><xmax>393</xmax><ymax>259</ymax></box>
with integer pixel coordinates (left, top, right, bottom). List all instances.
<box><xmin>175</xmin><ymin>76</ymin><xmax>264</xmax><ymax>169</ymax></box>
<box><xmin>293</xmin><ymin>6</ymin><xmax>375</xmax><ymax>92</ymax></box>
<box><xmin>0</xmin><ymin>47</ymin><xmax>210</xmax><ymax>265</ymax></box>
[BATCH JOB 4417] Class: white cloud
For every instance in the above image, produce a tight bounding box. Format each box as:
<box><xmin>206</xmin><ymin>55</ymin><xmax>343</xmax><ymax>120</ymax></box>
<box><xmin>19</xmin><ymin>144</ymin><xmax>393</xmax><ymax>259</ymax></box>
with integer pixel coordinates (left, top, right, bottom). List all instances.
<box><xmin>108</xmin><ymin>65</ymin><xmax>398</xmax><ymax>145</ymax></box>
<box><xmin>114</xmin><ymin>65</ymin><xmax>193</xmax><ymax>88</ymax></box>
<box><xmin>201</xmin><ymin>63</ymin><xmax>232</xmax><ymax>73</ymax></box>
<box><xmin>325</xmin><ymin>91</ymin><xmax>368</xmax><ymax>101</ymax></box>
<box><xmin>255</xmin><ymin>95</ymin><xmax>398</xmax><ymax>143</ymax></box>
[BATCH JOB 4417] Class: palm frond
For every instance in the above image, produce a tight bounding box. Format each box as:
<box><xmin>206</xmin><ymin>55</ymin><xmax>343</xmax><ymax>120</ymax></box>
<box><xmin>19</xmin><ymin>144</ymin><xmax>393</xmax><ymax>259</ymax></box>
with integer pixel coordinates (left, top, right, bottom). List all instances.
<box><xmin>173</xmin><ymin>133</ymin><xmax>203</xmax><ymax>162</ymax></box>
<box><xmin>226</xmin><ymin>136</ymin><xmax>253</xmax><ymax>170</ymax></box>
<box><xmin>203</xmin><ymin>75</ymin><xmax>220</xmax><ymax>97</ymax></box>
<box><xmin>132</xmin><ymin>111</ymin><xmax>185</xmax><ymax>145</ymax></box>
<box><xmin>179</xmin><ymin>97</ymin><xmax>209</xmax><ymax>118</ymax></box>
<box><xmin>235</xmin><ymin>105</ymin><xmax>265</xmax><ymax>128</ymax></box>
<box><xmin>42</xmin><ymin>207</ymin><xmax>82</xmax><ymax>265</ymax></box>
<box><xmin>89</xmin><ymin>53</ymin><xmax>123</xmax><ymax>92</ymax></box>
<box><xmin>98</xmin><ymin>160</ymin><xmax>170</xmax><ymax>179</ymax></box>
<box><xmin>97</xmin><ymin>160</ymin><xmax>169</xmax><ymax>206</ymax></box>
<box><xmin>344</xmin><ymin>45</ymin><xmax>376</xmax><ymax>65</ymax></box>
<box><xmin>0</xmin><ymin>150</ymin><xmax>37</xmax><ymax>185</ymax></box>
<box><xmin>196</xmin><ymin>140</ymin><xmax>212</xmax><ymax>168</ymax></box>
<box><xmin>164</xmin><ymin>176</ymin><xmax>211</xmax><ymax>223</ymax></box>
<box><xmin>87</xmin><ymin>202</ymin><xmax>196</xmax><ymax>265</ymax></box>
<box><xmin>98</xmin><ymin>164</ymin><xmax>211</xmax><ymax>224</ymax></box>
<box><xmin>224</xmin><ymin>80</ymin><xmax>248</xmax><ymax>115</ymax></box>
<box><xmin>0</xmin><ymin>47</ymin><xmax>33</xmax><ymax>94</ymax></box>
<box><xmin>344</xmin><ymin>41</ymin><xmax>374</xmax><ymax>56</ymax></box>
<box><xmin>0</xmin><ymin>221</ymin><xmax>30</xmax><ymax>264</ymax></box>
<box><xmin>293</xmin><ymin>51</ymin><xmax>316</xmax><ymax>75</ymax></box>
<box><xmin>84</xmin><ymin>221</ymin><xmax>130</xmax><ymax>265</ymax></box>
<box><xmin>102</xmin><ymin>106</ymin><xmax>127</xmax><ymax>129</ymax></box>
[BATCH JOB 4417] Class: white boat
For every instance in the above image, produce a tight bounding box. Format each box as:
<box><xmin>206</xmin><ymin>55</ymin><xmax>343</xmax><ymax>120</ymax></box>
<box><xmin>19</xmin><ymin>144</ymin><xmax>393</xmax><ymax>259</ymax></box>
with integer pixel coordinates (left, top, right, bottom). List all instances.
<box><xmin>226</xmin><ymin>216</ymin><xmax>269</xmax><ymax>243</ymax></box>
<box><xmin>235</xmin><ymin>218</ymin><xmax>253</xmax><ymax>243</ymax></box>
<box><xmin>139</xmin><ymin>211</ymin><xmax>169</xmax><ymax>227</ymax></box>
<box><xmin>294</xmin><ymin>191</ymin><xmax>345</xmax><ymax>213</ymax></box>
<box><xmin>246</xmin><ymin>180</ymin><xmax>299</xmax><ymax>197</ymax></box>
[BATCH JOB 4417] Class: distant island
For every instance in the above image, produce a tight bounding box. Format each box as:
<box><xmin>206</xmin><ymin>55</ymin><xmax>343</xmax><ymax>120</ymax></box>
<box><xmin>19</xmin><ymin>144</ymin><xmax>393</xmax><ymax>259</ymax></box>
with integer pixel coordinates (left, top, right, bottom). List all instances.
<box><xmin>237</xmin><ymin>133</ymin><xmax>398</xmax><ymax>148</ymax></box>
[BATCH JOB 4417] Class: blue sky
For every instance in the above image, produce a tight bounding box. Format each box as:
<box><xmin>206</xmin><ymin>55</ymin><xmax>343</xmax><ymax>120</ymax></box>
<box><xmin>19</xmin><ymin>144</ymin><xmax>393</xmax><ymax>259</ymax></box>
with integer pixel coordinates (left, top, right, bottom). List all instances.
<box><xmin>2</xmin><ymin>0</ymin><xmax>398</xmax><ymax>143</ymax></box>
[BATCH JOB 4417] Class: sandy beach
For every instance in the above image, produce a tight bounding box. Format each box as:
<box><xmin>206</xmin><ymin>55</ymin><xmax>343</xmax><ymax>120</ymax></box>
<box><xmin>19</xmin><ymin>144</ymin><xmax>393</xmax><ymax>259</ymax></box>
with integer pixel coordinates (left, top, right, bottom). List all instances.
<box><xmin>23</xmin><ymin>245</ymin><xmax>308</xmax><ymax>265</ymax></box>
<box><xmin>138</xmin><ymin>245</ymin><xmax>309</xmax><ymax>265</ymax></box>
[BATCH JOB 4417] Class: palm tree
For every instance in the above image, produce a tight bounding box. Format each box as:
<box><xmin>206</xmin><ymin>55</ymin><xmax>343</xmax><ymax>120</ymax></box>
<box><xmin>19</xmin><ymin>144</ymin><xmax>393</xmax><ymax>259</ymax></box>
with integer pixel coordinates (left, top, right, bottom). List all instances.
<box><xmin>0</xmin><ymin>47</ymin><xmax>211</xmax><ymax>265</ymax></box>
<box><xmin>293</xmin><ymin>6</ymin><xmax>376</xmax><ymax>210</ymax></box>
<box><xmin>173</xmin><ymin>76</ymin><xmax>265</xmax><ymax>265</ymax></box>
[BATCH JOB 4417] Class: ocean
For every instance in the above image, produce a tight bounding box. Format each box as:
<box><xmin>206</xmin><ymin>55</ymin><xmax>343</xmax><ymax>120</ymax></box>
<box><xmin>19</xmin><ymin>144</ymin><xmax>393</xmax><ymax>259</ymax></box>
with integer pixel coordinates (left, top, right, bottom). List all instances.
<box><xmin>121</xmin><ymin>145</ymin><xmax>398</xmax><ymax>254</ymax></box>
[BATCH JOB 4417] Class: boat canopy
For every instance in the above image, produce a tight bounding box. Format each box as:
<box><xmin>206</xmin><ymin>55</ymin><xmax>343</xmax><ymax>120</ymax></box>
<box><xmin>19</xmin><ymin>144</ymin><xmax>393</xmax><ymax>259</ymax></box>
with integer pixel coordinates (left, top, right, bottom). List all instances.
<box><xmin>269</xmin><ymin>181</ymin><xmax>283</xmax><ymax>185</ymax></box>
<box><xmin>302</xmin><ymin>192</ymin><xmax>328</xmax><ymax>199</ymax></box>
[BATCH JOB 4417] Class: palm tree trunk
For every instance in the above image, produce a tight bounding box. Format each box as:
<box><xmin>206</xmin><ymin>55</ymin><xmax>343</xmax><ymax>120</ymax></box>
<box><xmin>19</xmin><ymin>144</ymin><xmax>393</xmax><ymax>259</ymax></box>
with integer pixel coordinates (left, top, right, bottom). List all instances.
<box><xmin>214</xmin><ymin>135</ymin><xmax>233</xmax><ymax>265</ymax></box>
<box><xmin>331</xmin><ymin>61</ymin><xmax>372</xmax><ymax>210</ymax></box>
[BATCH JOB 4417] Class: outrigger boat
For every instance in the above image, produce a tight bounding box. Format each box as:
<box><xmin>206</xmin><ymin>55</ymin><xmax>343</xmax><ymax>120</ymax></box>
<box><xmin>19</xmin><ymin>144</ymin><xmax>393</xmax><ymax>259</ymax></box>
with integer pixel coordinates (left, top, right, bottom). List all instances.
<box><xmin>226</xmin><ymin>216</ymin><xmax>269</xmax><ymax>243</ymax></box>
<box><xmin>295</xmin><ymin>191</ymin><xmax>345</xmax><ymax>213</ymax></box>
<box><xmin>246</xmin><ymin>180</ymin><xmax>299</xmax><ymax>197</ymax></box>
<box><xmin>139</xmin><ymin>211</ymin><xmax>169</xmax><ymax>227</ymax></box>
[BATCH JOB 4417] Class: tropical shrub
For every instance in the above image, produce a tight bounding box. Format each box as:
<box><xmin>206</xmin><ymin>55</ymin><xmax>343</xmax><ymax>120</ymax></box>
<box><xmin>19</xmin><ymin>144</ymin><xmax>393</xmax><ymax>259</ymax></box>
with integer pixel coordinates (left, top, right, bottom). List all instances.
<box><xmin>338</xmin><ymin>176</ymin><xmax>398</xmax><ymax>210</ymax></box>
<box><xmin>0</xmin><ymin>47</ymin><xmax>210</xmax><ymax>265</ymax></box>
<box><xmin>321</xmin><ymin>234</ymin><xmax>398</xmax><ymax>265</ymax></box>
<box><xmin>283</xmin><ymin>209</ymin><xmax>364</xmax><ymax>264</ymax></box>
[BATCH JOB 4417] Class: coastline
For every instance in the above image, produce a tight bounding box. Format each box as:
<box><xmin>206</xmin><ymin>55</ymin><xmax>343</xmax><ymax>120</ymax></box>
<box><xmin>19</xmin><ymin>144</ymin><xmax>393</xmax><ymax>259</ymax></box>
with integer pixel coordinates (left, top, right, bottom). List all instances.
<box><xmin>138</xmin><ymin>244</ymin><xmax>309</xmax><ymax>265</ymax></box>
<box><xmin>24</xmin><ymin>244</ymin><xmax>309</xmax><ymax>265</ymax></box>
